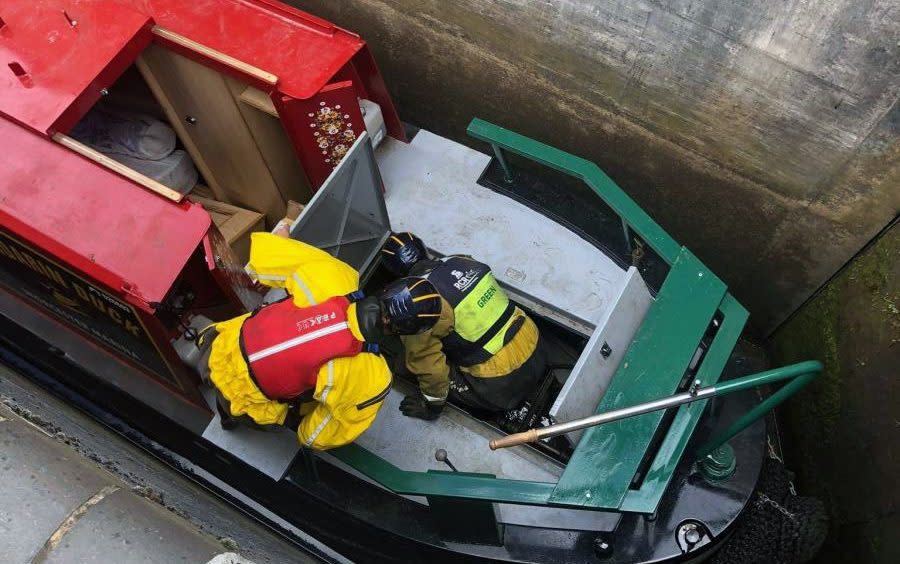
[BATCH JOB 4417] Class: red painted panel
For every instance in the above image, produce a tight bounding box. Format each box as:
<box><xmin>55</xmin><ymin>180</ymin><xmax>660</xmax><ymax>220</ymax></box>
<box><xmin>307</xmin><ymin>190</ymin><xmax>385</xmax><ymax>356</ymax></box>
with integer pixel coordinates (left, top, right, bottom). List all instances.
<box><xmin>0</xmin><ymin>1</ymin><xmax>151</xmax><ymax>134</ymax></box>
<box><xmin>134</xmin><ymin>0</ymin><xmax>365</xmax><ymax>100</ymax></box>
<box><xmin>276</xmin><ymin>81</ymin><xmax>367</xmax><ymax>188</ymax></box>
<box><xmin>0</xmin><ymin>118</ymin><xmax>210</xmax><ymax>305</ymax></box>
<box><xmin>2</xmin><ymin>0</ymin><xmax>406</xmax><ymax>194</ymax></box>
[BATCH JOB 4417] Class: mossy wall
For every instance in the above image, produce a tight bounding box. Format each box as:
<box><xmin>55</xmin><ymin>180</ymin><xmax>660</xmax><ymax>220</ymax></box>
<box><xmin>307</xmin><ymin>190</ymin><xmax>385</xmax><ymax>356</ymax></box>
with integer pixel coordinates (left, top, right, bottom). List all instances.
<box><xmin>771</xmin><ymin>220</ymin><xmax>899</xmax><ymax>563</ymax></box>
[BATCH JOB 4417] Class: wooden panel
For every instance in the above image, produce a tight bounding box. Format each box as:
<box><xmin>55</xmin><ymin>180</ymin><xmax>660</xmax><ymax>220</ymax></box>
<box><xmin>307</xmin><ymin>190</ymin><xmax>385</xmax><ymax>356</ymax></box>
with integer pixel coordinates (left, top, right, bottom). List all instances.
<box><xmin>188</xmin><ymin>190</ymin><xmax>264</xmax><ymax>263</ymax></box>
<box><xmin>150</xmin><ymin>26</ymin><xmax>278</xmax><ymax>86</ymax></box>
<box><xmin>136</xmin><ymin>44</ymin><xmax>286</xmax><ymax>225</ymax></box>
<box><xmin>105</xmin><ymin>67</ymin><xmax>169</xmax><ymax>121</ymax></box>
<box><xmin>225</xmin><ymin>79</ymin><xmax>312</xmax><ymax>204</ymax></box>
<box><xmin>238</xmin><ymin>86</ymin><xmax>278</xmax><ymax>118</ymax></box>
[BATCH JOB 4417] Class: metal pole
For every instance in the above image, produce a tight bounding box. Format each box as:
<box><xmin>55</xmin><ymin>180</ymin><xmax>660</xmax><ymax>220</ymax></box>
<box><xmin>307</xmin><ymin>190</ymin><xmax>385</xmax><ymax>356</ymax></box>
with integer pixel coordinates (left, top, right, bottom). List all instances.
<box><xmin>490</xmin><ymin>386</ymin><xmax>716</xmax><ymax>450</ymax></box>
<box><xmin>491</xmin><ymin>143</ymin><xmax>514</xmax><ymax>183</ymax></box>
<box><xmin>488</xmin><ymin>360</ymin><xmax>822</xmax><ymax>451</ymax></box>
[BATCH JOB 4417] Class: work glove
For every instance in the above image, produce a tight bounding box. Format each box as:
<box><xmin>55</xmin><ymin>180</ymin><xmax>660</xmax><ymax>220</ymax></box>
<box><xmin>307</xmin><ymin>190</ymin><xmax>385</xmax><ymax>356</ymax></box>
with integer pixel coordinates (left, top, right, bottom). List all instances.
<box><xmin>399</xmin><ymin>393</ymin><xmax>444</xmax><ymax>421</ymax></box>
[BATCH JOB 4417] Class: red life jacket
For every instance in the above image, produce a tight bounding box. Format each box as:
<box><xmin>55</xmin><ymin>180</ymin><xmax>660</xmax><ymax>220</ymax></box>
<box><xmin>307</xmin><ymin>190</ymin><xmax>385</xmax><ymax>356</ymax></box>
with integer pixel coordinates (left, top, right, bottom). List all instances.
<box><xmin>239</xmin><ymin>295</ymin><xmax>363</xmax><ymax>400</ymax></box>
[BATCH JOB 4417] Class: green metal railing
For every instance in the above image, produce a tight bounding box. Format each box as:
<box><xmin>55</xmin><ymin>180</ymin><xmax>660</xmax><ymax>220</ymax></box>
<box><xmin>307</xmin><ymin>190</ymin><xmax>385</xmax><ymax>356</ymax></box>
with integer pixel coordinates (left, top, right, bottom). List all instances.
<box><xmin>467</xmin><ymin>117</ymin><xmax>683</xmax><ymax>265</ymax></box>
<box><xmin>333</xmin><ymin>360</ymin><xmax>823</xmax><ymax>503</ymax></box>
<box><xmin>695</xmin><ymin>360</ymin><xmax>823</xmax><ymax>458</ymax></box>
<box><xmin>489</xmin><ymin>360</ymin><xmax>824</xmax><ymax>453</ymax></box>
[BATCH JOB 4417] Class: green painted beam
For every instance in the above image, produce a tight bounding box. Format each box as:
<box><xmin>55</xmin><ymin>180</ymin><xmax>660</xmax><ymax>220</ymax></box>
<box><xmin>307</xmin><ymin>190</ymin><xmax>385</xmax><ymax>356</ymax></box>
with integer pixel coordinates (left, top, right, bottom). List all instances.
<box><xmin>467</xmin><ymin>118</ymin><xmax>682</xmax><ymax>264</ymax></box>
<box><xmin>549</xmin><ymin>248</ymin><xmax>727</xmax><ymax>509</ymax></box>
<box><xmin>330</xmin><ymin>443</ymin><xmax>556</xmax><ymax>505</ymax></box>
<box><xmin>619</xmin><ymin>294</ymin><xmax>748</xmax><ymax>513</ymax></box>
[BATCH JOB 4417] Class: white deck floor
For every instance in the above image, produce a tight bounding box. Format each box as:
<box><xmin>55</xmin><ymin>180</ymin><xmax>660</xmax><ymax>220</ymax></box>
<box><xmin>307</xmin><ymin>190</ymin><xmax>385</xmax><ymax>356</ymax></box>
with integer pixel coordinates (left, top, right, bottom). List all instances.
<box><xmin>250</xmin><ymin>130</ymin><xmax>630</xmax><ymax>531</ymax></box>
<box><xmin>376</xmin><ymin>131</ymin><xmax>626</xmax><ymax>329</ymax></box>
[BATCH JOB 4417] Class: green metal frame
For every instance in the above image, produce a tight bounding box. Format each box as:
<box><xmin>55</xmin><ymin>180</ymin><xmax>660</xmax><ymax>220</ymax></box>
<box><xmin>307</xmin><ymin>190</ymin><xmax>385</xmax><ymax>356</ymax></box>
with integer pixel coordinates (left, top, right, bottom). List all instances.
<box><xmin>332</xmin><ymin>444</ymin><xmax>556</xmax><ymax>506</ymax></box>
<box><xmin>466</xmin><ymin>118</ymin><xmax>683</xmax><ymax>264</ymax></box>
<box><xmin>696</xmin><ymin>360</ymin><xmax>823</xmax><ymax>457</ymax></box>
<box><xmin>327</xmin><ymin>118</ymin><xmax>820</xmax><ymax>514</ymax></box>
<box><xmin>549</xmin><ymin>247</ymin><xmax>732</xmax><ymax>510</ymax></box>
<box><xmin>618</xmin><ymin>293</ymin><xmax>747</xmax><ymax>512</ymax></box>
<box><xmin>331</xmin><ymin>360</ymin><xmax>822</xmax><ymax>505</ymax></box>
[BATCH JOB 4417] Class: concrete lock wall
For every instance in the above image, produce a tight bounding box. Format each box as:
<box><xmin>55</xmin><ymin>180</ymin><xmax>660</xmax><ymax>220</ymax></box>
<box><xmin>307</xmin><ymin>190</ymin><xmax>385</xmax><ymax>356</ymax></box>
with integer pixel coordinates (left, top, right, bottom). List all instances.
<box><xmin>771</xmin><ymin>220</ymin><xmax>899</xmax><ymax>563</ymax></box>
<box><xmin>289</xmin><ymin>0</ymin><xmax>900</xmax><ymax>332</ymax></box>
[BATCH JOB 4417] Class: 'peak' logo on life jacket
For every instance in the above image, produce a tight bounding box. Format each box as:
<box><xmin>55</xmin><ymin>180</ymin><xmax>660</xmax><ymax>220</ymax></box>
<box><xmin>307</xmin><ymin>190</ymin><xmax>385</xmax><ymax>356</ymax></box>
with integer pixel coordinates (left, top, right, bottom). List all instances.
<box><xmin>296</xmin><ymin>311</ymin><xmax>338</xmax><ymax>332</ymax></box>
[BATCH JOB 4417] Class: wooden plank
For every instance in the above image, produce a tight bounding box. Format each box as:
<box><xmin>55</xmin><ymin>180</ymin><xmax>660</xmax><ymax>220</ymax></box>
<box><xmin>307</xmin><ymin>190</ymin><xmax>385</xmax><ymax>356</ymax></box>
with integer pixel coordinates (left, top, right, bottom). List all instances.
<box><xmin>136</xmin><ymin>52</ymin><xmax>227</xmax><ymax>203</ymax></box>
<box><xmin>238</xmin><ymin>86</ymin><xmax>279</xmax><ymax>118</ymax></box>
<box><xmin>151</xmin><ymin>26</ymin><xmax>278</xmax><ymax>86</ymax></box>
<box><xmin>190</xmin><ymin>184</ymin><xmax>215</xmax><ymax>199</ymax></box>
<box><xmin>188</xmin><ymin>192</ymin><xmax>264</xmax><ymax>263</ymax></box>
<box><xmin>137</xmin><ymin>44</ymin><xmax>287</xmax><ymax>225</ymax></box>
<box><xmin>226</xmin><ymin>78</ymin><xmax>312</xmax><ymax>205</ymax></box>
<box><xmin>52</xmin><ymin>133</ymin><xmax>183</xmax><ymax>202</ymax></box>
<box><xmin>188</xmin><ymin>193</ymin><xmax>264</xmax><ymax>240</ymax></box>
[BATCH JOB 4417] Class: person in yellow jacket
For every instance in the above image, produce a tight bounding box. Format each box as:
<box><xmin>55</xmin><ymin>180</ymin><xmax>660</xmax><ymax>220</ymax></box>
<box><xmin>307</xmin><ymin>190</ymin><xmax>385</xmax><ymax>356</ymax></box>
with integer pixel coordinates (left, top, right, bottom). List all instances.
<box><xmin>199</xmin><ymin>230</ymin><xmax>391</xmax><ymax>450</ymax></box>
<box><xmin>378</xmin><ymin>232</ymin><xmax>546</xmax><ymax>421</ymax></box>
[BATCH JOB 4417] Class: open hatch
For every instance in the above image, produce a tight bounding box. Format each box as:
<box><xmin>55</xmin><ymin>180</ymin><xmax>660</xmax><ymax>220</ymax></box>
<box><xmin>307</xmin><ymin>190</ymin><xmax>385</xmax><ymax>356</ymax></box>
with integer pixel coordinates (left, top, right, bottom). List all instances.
<box><xmin>64</xmin><ymin>42</ymin><xmax>313</xmax><ymax>263</ymax></box>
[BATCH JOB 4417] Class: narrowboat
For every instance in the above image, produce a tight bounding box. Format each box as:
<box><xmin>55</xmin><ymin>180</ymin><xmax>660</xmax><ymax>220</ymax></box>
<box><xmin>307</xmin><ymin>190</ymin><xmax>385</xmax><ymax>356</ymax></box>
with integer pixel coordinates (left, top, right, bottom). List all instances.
<box><xmin>0</xmin><ymin>1</ymin><xmax>822</xmax><ymax>561</ymax></box>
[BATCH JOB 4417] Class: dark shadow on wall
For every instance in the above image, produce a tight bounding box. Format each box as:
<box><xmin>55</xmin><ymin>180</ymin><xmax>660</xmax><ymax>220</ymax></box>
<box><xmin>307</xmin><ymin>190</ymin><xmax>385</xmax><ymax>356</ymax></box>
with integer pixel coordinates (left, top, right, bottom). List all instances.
<box><xmin>770</xmin><ymin>218</ymin><xmax>899</xmax><ymax>564</ymax></box>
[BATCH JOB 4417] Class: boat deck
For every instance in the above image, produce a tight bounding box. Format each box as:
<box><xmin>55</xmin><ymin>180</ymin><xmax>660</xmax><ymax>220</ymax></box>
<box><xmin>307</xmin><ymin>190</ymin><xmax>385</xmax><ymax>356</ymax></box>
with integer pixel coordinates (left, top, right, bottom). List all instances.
<box><xmin>377</xmin><ymin>130</ymin><xmax>627</xmax><ymax>332</ymax></box>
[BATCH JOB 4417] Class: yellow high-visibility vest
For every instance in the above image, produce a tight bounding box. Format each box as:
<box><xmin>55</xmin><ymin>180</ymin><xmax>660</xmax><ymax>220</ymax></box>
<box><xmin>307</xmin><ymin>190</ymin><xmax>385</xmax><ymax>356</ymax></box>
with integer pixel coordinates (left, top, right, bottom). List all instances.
<box><xmin>425</xmin><ymin>256</ymin><xmax>518</xmax><ymax>366</ymax></box>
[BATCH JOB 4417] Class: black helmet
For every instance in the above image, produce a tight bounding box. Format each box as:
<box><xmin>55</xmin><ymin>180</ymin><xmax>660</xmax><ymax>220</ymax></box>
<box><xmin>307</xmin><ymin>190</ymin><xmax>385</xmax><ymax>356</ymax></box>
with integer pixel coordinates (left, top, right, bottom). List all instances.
<box><xmin>379</xmin><ymin>277</ymin><xmax>442</xmax><ymax>335</ymax></box>
<box><xmin>381</xmin><ymin>232</ymin><xmax>428</xmax><ymax>276</ymax></box>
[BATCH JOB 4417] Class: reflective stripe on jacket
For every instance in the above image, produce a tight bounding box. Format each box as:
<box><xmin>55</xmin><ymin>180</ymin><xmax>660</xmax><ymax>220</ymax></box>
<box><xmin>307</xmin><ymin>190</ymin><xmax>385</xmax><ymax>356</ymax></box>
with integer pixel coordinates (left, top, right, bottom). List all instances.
<box><xmin>240</xmin><ymin>295</ymin><xmax>363</xmax><ymax>400</ymax></box>
<box><xmin>208</xmin><ymin>233</ymin><xmax>391</xmax><ymax>449</ymax></box>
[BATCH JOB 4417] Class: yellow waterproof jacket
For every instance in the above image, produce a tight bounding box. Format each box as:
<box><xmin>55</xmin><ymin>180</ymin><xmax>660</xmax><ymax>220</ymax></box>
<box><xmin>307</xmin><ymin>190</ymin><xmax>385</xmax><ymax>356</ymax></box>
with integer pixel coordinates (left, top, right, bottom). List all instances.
<box><xmin>403</xmin><ymin>297</ymin><xmax>539</xmax><ymax>401</ymax></box>
<box><xmin>208</xmin><ymin>233</ymin><xmax>391</xmax><ymax>449</ymax></box>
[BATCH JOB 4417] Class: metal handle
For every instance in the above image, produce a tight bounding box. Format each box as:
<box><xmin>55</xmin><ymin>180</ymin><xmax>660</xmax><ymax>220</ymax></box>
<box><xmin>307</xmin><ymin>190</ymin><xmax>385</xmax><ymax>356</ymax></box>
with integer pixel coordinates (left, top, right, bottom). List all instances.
<box><xmin>490</xmin><ymin>387</ymin><xmax>716</xmax><ymax>450</ymax></box>
<box><xmin>489</xmin><ymin>429</ymin><xmax>539</xmax><ymax>450</ymax></box>
<box><xmin>489</xmin><ymin>360</ymin><xmax>823</xmax><ymax>451</ymax></box>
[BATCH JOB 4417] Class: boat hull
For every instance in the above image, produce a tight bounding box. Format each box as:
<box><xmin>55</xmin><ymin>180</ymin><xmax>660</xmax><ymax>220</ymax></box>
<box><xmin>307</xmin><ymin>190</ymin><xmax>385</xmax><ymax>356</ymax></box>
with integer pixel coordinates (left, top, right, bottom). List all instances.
<box><xmin>0</xmin><ymin>286</ymin><xmax>767</xmax><ymax>563</ymax></box>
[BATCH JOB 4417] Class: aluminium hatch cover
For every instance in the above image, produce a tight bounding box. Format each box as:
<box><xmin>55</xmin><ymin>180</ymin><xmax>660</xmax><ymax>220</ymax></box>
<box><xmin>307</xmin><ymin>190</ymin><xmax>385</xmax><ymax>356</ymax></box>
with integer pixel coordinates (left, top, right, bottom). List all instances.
<box><xmin>289</xmin><ymin>132</ymin><xmax>391</xmax><ymax>282</ymax></box>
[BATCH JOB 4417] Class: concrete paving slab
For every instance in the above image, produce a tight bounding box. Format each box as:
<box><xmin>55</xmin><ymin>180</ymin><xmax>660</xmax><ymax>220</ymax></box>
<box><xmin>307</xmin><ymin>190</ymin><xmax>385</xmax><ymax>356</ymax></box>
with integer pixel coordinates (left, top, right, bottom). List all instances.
<box><xmin>0</xmin><ymin>365</ymin><xmax>334</xmax><ymax>564</ymax></box>
<box><xmin>0</xmin><ymin>400</ymin><xmax>245</xmax><ymax>564</ymax></box>
<box><xmin>40</xmin><ymin>488</ymin><xmax>222</xmax><ymax>564</ymax></box>
<box><xmin>0</xmin><ymin>403</ymin><xmax>111</xmax><ymax>562</ymax></box>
